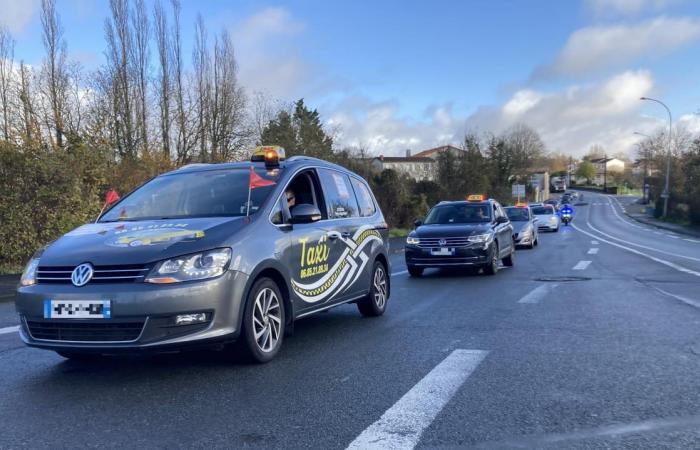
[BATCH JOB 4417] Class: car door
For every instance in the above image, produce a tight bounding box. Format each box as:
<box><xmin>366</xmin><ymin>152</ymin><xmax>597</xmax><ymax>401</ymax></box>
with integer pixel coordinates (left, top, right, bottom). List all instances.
<box><xmin>281</xmin><ymin>170</ymin><xmax>349</xmax><ymax>314</ymax></box>
<box><xmin>493</xmin><ymin>203</ymin><xmax>513</xmax><ymax>257</ymax></box>
<box><xmin>315</xmin><ymin>168</ymin><xmax>367</xmax><ymax>300</ymax></box>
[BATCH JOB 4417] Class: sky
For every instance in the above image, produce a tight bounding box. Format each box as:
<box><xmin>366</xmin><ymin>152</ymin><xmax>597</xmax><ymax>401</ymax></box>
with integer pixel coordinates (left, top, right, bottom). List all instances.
<box><xmin>2</xmin><ymin>0</ymin><xmax>700</xmax><ymax>157</ymax></box>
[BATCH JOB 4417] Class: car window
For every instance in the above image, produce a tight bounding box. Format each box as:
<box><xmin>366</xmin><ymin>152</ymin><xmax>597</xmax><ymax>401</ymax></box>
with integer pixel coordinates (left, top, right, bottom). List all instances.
<box><xmin>424</xmin><ymin>204</ymin><xmax>491</xmax><ymax>224</ymax></box>
<box><xmin>505</xmin><ymin>207</ymin><xmax>529</xmax><ymax>221</ymax></box>
<box><xmin>531</xmin><ymin>206</ymin><xmax>552</xmax><ymax>215</ymax></box>
<box><xmin>285</xmin><ymin>170</ymin><xmax>326</xmax><ymax>219</ymax></box>
<box><xmin>317</xmin><ymin>169</ymin><xmax>360</xmax><ymax>219</ymax></box>
<box><xmin>350</xmin><ymin>177</ymin><xmax>376</xmax><ymax>217</ymax></box>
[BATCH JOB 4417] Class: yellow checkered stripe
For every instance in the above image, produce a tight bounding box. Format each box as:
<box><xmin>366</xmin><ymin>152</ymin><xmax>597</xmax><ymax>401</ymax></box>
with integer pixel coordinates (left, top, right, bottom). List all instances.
<box><xmin>293</xmin><ymin>260</ymin><xmax>347</xmax><ymax>296</ymax></box>
<box><xmin>355</xmin><ymin>229</ymin><xmax>381</xmax><ymax>247</ymax></box>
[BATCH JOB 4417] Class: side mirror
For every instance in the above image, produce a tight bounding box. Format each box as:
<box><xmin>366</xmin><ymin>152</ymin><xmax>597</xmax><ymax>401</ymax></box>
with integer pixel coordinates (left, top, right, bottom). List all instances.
<box><xmin>496</xmin><ymin>216</ymin><xmax>508</xmax><ymax>224</ymax></box>
<box><xmin>414</xmin><ymin>219</ymin><xmax>423</xmax><ymax>227</ymax></box>
<box><xmin>290</xmin><ymin>204</ymin><xmax>322</xmax><ymax>224</ymax></box>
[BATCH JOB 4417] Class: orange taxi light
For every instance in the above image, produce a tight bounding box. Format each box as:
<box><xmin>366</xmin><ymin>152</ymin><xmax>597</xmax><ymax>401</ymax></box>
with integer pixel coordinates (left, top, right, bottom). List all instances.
<box><xmin>515</xmin><ymin>202</ymin><xmax>528</xmax><ymax>208</ymax></box>
<box><xmin>467</xmin><ymin>194</ymin><xmax>485</xmax><ymax>202</ymax></box>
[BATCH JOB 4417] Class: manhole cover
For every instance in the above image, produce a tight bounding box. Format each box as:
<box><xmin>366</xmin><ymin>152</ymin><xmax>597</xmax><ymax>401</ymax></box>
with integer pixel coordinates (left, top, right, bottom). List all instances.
<box><xmin>535</xmin><ymin>276</ymin><xmax>591</xmax><ymax>282</ymax></box>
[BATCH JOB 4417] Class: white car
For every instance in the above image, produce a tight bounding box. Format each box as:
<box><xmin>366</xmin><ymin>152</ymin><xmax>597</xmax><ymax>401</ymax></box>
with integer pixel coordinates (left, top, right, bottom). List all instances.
<box><xmin>530</xmin><ymin>205</ymin><xmax>560</xmax><ymax>232</ymax></box>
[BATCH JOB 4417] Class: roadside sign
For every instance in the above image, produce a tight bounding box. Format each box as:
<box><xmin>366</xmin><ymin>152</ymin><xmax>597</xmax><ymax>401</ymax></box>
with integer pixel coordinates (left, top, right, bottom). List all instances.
<box><xmin>511</xmin><ymin>184</ymin><xmax>525</xmax><ymax>198</ymax></box>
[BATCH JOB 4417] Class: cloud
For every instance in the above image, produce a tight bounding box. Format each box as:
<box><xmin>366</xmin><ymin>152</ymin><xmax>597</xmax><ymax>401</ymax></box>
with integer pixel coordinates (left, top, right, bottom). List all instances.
<box><xmin>537</xmin><ymin>16</ymin><xmax>700</xmax><ymax>78</ymax></box>
<box><xmin>328</xmin><ymin>97</ymin><xmax>463</xmax><ymax>154</ymax></box>
<box><xmin>231</xmin><ymin>7</ymin><xmax>310</xmax><ymax>99</ymax></box>
<box><xmin>466</xmin><ymin>70</ymin><xmax>659</xmax><ymax>156</ymax></box>
<box><xmin>0</xmin><ymin>0</ymin><xmax>39</xmax><ymax>34</ymax></box>
<box><xmin>586</xmin><ymin>0</ymin><xmax>683</xmax><ymax>16</ymax></box>
<box><xmin>330</xmin><ymin>70</ymin><xmax>670</xmax><ymax>157</ymax></box>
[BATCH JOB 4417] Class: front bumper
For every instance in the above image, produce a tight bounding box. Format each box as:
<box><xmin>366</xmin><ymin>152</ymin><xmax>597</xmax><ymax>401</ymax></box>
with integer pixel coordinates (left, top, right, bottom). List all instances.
<box><xmin>538</xmin><ymin>221</ymin><xmax>559</xmax><ymax>231</ymax></box>
<box><xmin>405</xmin><ymin>244</ymin><xmax>491</xmax><ymax>268</ymax></box>
<box><xmin>14</xmin><ymin>270</ymin><xmax>249</xmax><ymax>353</ymax></box>
<box><xmin>514</xmin><ymin>232</ymin><xmax>534</xmax><ymax>246</ymax></box>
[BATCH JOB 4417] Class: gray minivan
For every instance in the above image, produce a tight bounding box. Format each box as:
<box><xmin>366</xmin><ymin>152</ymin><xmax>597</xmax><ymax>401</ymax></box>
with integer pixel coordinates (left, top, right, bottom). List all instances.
<box><xmin>15</xmin><ymin>147</ymin><xmax>391</xmax><ymax>363</ymax></box>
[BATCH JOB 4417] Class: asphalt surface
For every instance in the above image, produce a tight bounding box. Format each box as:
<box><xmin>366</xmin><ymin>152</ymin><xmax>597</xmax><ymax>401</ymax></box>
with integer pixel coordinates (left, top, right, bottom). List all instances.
<box><xmin>1</xmin><ymin>191</ymin><xmax>700</xmax><ymax>449</ymax></box>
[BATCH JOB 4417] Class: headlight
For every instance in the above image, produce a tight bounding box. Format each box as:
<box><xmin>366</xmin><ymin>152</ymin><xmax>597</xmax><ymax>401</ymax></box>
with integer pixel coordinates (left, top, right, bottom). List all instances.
<box><xmin>145</xmin><ymin>248</ymin><xmax>232</xmax><ymax>284</ymax></box>
<box><xmin>467</xmin><ymin>233</ymin><xmax>492</xmax><ymax>243</ymax></box>
<box><xmin>20</xmin><ymin>258</ymin><xmax>40</xmax><ymax>286</ymax></box>
<box><xmin>406</xmin><ymin>236</ymin><xmax>420</xmax><ymax>245</ymax></box>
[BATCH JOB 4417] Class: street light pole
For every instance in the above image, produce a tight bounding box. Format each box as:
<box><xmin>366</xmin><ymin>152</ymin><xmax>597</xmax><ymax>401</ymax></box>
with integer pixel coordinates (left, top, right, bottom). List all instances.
<box><xmin>640</xmin><ymin>97</ymin><xmax>673</xmax><ymax>218</ymax></box>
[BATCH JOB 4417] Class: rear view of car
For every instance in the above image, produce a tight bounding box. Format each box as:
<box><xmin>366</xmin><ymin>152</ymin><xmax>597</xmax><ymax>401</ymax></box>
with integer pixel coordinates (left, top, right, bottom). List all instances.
<box><xmin>531</xmin><ymin>205</ymin><xmax>560</xmax><ymax>232</ymax></box>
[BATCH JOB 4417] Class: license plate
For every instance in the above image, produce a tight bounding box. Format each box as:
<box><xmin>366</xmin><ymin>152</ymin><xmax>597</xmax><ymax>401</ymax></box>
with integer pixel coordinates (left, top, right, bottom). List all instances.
<box><xmin>430</xmin><ymin>247</ymin><xmax>454</xmax><ymax>256</ymax></box>
<box><xmin>44</xmin><ymin>300</ymin><xmax>111</xmax><ymax>319</ymax></box>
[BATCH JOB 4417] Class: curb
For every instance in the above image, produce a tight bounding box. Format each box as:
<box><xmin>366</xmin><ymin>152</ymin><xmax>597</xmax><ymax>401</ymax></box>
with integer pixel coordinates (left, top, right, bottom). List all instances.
<box><xmin>624</xmin><ymin>211</ymin><xmax>700</xmax><ymax>239</ymax></box>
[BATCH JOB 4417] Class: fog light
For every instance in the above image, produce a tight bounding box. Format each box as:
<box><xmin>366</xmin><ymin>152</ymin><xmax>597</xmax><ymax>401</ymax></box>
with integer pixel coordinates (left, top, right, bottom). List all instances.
<box><xmin>174</xmin><ymin>313</ymin><xmax>208</xmax><ymax>326</ymax></box>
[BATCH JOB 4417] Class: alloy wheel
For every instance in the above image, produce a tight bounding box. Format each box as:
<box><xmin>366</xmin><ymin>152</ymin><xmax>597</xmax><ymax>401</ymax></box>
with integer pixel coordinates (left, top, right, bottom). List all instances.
<box><xmin>252</xmin><ymin>287</ymin><xmax>282</xmax><ymax>353</ymax></box>
<box><xmin>373</xmin><ymin>266</ymin><xmax>387</xmax><ymax>309</ymax></box>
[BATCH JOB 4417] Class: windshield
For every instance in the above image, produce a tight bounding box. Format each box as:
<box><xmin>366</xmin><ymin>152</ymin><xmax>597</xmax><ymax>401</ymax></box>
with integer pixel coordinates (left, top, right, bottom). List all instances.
<box><xmin>505</xmin><ymin>207</ymin><xmax>529</xmax><ymax>221</ymax></box>
<box><xmin>424</xmin><ymin>204</ymin><xmax>491</xmax><ymax>224</ymax></box>
<box><xmin>531</xmin><ymin>206</ymin><xmax>554</xmax><ymax>215</ymax></box>
<box><xmin>100</xmin><ymin>168</ymin><xmax>278</xmax><ymax>222</ymax></box>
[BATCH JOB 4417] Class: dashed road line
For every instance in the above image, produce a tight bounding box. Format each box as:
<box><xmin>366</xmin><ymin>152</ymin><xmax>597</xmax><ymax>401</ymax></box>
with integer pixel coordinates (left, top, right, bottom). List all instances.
<box><xmin>591</xmin><ymin>240</ymin><xmax>599</xmax><ymax>245</ymax></box>
<box><xmin>684</xmin><ymin>239</ymin><xmax>700</xmax><ymax>243</ymax></box>
<box><xmin>518</xmin><ymin>284</ymin><xmax>558</xmax><ymax>304</ymax></box>
<box><xmin>587</xmin><ymin>248</ymin><xmax>599</xmax><ymax>255</ymax></box>
<box><xmin>572</xmin><ymin>222</ymin><xmax>700</xmax><ymax>278</ymax></box>
<box><xmin>0</xmin><ymin>325</ymin><xmax>19</xmax><ymax>335</ymax></box>
<box><xmin>573</xmin><ymin>260</ymin><xmax>592</xmax><ymax>270</ymax></box>
<box><xmin>346</xmin><ymin>349</ymin><xmax>488</xmax><ymax>450</ymax></box>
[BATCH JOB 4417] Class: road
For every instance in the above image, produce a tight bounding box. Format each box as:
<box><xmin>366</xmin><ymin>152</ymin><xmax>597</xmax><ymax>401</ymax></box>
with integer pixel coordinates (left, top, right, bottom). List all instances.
<box><xmin>1</xmin><ymin>191</ymin><xmax>700</xmax><ymax>449</ymax></box>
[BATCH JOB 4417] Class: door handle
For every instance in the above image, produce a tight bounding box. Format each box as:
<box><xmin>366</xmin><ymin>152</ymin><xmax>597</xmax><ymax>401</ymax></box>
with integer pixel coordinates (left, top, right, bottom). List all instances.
<box><xmin>327</xmin><ymin>231</ymin><xmax>342</xmax><ymax>240</ymax></box>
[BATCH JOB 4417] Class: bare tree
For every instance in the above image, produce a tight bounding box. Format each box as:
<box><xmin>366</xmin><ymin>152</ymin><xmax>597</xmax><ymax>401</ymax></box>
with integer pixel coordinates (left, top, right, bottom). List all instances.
<box><xmin>40</xmin><ymin>0</ymin><xmax>68</xmax><ymax>147</ymax></box>
<box><xmin>192</xmin><ymin>14</ymin><xmax>210</xmax><ymax>159</ymax></box>
<box><xmin>130</xmin><ymin>0</ymin><xmax>150</xmax><ymax>152</ymax></box>
<box><xmin>0</xmin><ymin>26</ymin><xmax>14</xmax><ymax>141</ymax></box>
<box><xmin>170</xmin><ymin>0</ymin><xmax>193</xmax><ymax>163</ymax></box>
<box><xmin>153</xmin><ymin>0</ymin><xmax>171</xmax><ymax>158</ymax></box>
<box><xmin>17</xmin><ymin>61</ymin><xmax>40</xmax><ymax>145</ymax></box>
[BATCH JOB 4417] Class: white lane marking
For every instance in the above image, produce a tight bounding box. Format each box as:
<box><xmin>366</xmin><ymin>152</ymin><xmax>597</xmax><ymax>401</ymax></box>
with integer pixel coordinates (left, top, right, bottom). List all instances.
<box><xmin>0</xmin><ymin>325</ymin><xmax>19</xmax><ymax>335</ymax></box>
<box><xmin>518</xmin><ymin>284</ymin><xmax>558</xmax><ymax>304</ymax></box>
<box><xmin>573</xmin><ymin>222</ymin><xmax>700</xmax><ymax>278</ymax></box>
<box><xmin>573</xmin><ymin>260</ymin><xmax>592</xmax><ymax>270</ymax></box>
<box><xmin>392</xmin><ymin>270</ymin><xmax>408</xmax><ymax>277</ymax></box>
<box><xmin>591</xmin><ymin>240</ymin><xmax>599</xmax><ymax>245</ymax></box>
<box><xmin>588</xmin><ymin>248</ymin><xmax>599</xmax><ymax>255</ymax></box>
<box><xmin>585</xmin><ymin>220</ymin><xmax>700</xmax><ymax>263</ymax></box>
<box><xmin>667</xmin><ymin>235</ymin><xmax>679</xmax><ymax>239</ymax></box>
<box><xmin>648</xmin><ymin>285</ymin><xmax>700</xmax><ymax>310</ymax></box>
<box><xmin>684</xmin><ymin>239</ymin><xmax>700</xmax><ymax>243</ymax></box>
<box><xmin>346</xmin><ymin>349</ymin><xmax>488</xmax><ymax>450</ymax></box>
<box><xmin>653</xmin><ymin>231</ymin><xmax>662</xmax><ymax>235</ymax></box>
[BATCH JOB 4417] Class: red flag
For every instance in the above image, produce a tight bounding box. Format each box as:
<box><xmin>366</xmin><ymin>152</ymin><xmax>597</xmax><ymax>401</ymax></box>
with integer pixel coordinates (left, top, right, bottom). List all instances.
<box><xmin>249</xmin><ymin>166</ymin><xmax>276</xmax><ymax>189</ymax></box>
<box><xmin>104</xmin><ymin>189</ymin><xmax>120</xmax><ymax>206</ymax></box>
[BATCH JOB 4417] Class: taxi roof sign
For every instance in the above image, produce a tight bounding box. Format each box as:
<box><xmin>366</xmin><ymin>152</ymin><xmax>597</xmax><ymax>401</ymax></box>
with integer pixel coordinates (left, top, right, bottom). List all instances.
<box><xmin>467</xmin><ymin>194</ymin><xmax>485</xmax><ymax>202</ymax></box>
<box><xmin>251</xmin><ymin>145</ymin><xmax>286</xmax><ymax>167</ymax></box>
<box><xmin>515</xmin><ymin>202</ymin><xmax>528</xmax><ymax>208</ymax></box>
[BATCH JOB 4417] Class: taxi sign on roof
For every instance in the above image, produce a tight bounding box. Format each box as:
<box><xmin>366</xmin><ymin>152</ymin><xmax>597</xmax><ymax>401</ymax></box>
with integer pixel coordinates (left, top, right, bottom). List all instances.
<box><xmin>467</xmin><ymin>194</ymin><xmax>485</xmax><ymax>202</ymax></box>
<box><xmin>515</xmin><ymin>202</ymin><xmax>528</xmax><ymax>208</ymax></box>
<box><xmin>251</xmin><ymin>145</ymin><xmax>286</xmax><ymax>162</ymax></box>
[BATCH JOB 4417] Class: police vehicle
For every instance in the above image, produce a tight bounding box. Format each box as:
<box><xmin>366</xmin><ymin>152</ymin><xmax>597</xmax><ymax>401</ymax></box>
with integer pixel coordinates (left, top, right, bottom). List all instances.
<box><xmin>15</xmin><ymin>146</ymin><xmax>390</xmax><ymax>363</ymax></box>
<box><xmin>404</xmin><ymin>195</ymin><xmax>515</xmax><ymax>276</ymax></box>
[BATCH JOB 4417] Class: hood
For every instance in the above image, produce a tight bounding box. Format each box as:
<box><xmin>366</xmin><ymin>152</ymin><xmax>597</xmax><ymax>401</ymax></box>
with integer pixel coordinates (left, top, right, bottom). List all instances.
<box><xmin>510</xmin><ymin>221</ymin><xmax>531</xmax><ymax>233</ymax></box>
<box><xmin>413</xmin><ymin>223</ymin><xmax>492</xmax><ymax>238</ymax></box>
<box><xmin>38</xmin><ymin>217</ymin><xmax>246</xmax><ymax>267</ymax></box>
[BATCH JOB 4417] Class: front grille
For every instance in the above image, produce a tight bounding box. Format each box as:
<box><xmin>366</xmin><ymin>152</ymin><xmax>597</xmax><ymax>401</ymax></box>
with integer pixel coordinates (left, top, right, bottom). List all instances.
<box><xmin>417</xmin><ymin>237</ymin><xmax>471</xmax><ymax>248</ymax></box>
<box><xmin>26</xmin><ymin>320</ymin><xmax>145</xmax><ymax>342</ymax></box>
<box><xmin>37</xmin><ymin>264</ymin><xmax>150</xmax><ymax>285</ymax></box>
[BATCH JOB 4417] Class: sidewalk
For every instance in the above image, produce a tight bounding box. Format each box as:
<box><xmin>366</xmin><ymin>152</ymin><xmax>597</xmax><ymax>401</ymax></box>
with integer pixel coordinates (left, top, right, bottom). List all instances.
<box><xmin>0</xmin><ymin>274</ymin><xmax>18</xmax><ymax>303</ymax></box>
<box><xmin>620</xmin><ymin>198</ymin><xmax>700</xmax><ymax>239</ymax></box>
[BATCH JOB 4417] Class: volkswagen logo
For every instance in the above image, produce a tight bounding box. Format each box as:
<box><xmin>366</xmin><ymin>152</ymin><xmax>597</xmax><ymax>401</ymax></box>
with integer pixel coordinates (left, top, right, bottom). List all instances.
<box><xmin>71</xmin><ymin>263</ymin><xmax>94</xmax><ymax>287</ymax></box>
<box><xmin>438</xmin><ymin>238</ymin><xmax>447</xmax><ymax>247</ymax></box>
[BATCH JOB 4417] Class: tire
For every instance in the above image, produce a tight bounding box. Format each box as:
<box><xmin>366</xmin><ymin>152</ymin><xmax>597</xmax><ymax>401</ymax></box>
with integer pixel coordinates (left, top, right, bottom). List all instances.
<box><xmin>358</xmin><ymin>261</ymin><xmax>388</xmax><ymax>317</ymax></box>
<box><xmin>407</xmin><ymin>265</ymin><xmax>423</xmax><ymax>277</ymax></box>
<box><xmin>502</xmin><ymin>244</ymin><xmax>515</xmax><ymax>267</ymax></box>
<box><xmin>482</xmin><ymin>244</ymin><xmax>499</xmax><ymax>275</ymax></box>
<box><xmin>238</xmin><ymin>277</ymin><xmax>285</xmax><ymax>363</ymax></box>
<box><xmin>534</xmin><ymin>237</ymin><xmax>539</xmax><ymax>247</ymax></box>
<box><xmin>554</xmin><ymin>226</ymin><xmax>560</xmax><ymax>233</ymax></box>
<box><xmin>55</xmin><ymin>351</ymin><xmax>102</xmax><ymax>361</ymax></box>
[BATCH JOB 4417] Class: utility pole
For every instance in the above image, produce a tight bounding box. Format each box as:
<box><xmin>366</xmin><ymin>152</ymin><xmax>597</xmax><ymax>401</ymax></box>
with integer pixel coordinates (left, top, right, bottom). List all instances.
<box><xmin>568</xmin><ymin>155</ymin><xmax>572</xmax><ymax>187</ymax></box>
